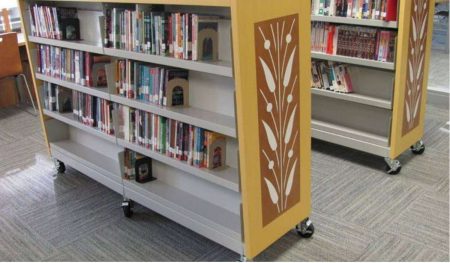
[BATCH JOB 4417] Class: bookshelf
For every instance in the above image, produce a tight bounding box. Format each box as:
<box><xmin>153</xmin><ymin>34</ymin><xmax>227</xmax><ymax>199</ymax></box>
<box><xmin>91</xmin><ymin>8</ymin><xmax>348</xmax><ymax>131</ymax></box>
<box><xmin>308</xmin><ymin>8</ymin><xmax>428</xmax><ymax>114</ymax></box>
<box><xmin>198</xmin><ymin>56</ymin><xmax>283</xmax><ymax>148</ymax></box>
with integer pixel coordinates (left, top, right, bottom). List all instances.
<box><xmin>19</xmin><ymin>0</ymin><xmax>312</xmax><ymax>260</ymax></box>
<box><xmin>310</xmin><ymin>0</ymin><xmax>435</xmax><ymax>174</ymax></box>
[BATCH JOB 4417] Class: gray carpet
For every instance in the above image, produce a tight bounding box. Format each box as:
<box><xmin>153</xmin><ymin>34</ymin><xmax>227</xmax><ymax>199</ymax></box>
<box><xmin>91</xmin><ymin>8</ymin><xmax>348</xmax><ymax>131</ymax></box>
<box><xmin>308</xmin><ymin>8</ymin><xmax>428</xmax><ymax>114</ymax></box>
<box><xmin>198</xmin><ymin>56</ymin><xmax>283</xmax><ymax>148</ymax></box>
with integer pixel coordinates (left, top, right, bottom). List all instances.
<box><xmin>0</xmin><ymin>102</ymin><xmax>448</xmax><ymax>261</ymax></box>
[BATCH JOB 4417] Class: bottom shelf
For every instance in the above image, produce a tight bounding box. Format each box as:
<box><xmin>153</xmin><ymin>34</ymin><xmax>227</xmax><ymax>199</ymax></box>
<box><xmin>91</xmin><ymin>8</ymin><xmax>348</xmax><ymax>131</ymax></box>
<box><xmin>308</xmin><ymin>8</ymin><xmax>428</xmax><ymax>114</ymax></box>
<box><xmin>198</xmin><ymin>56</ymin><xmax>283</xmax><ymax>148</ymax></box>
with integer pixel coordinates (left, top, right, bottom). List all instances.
<box><xmin>312</xmin><ymin>119</ymin><xmax>390</xmax><ymax>157</ymax></box>
<box><xmin>50</xmin><ymin>140</ymin><xmax>123</xmax><ymax>194</ymax></box>
<box><xmin>123</xmin><ymin>179</ymin><xmax>243</xmax><ymax>254</ymax></box>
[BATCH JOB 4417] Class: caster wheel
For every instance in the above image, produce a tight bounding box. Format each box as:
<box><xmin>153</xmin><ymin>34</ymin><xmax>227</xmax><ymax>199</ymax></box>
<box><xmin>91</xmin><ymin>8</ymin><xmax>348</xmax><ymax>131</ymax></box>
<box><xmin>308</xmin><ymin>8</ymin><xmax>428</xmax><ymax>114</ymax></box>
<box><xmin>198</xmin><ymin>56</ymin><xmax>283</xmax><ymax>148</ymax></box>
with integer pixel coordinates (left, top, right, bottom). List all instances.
<box><xmin>122</xmin><ymin>200</ymin><xmax>133</xmax><ymax>218</ymax></box>
<box><xmin>296</xmin><ymin>217</ymin><xmax>314</xmax><ymax>238</ymax></box>
<box><xmin>411</xmin><ymin>140</ymin><xmax>425</xmax><ymax>155</ymax></box>
<box><xmin>55</xmin><ymin>160</ymin><xmax>66</xmax><ymax>174</ymax></box>
<box><xmin>385</xmin><ymin>165</ymin><xmax>402</xmax><ymax>175</ymax></box>
<box><xmin>384</xmin><ymin>158</ymin><xmax>402</xmax><ymax>175</ymax></box>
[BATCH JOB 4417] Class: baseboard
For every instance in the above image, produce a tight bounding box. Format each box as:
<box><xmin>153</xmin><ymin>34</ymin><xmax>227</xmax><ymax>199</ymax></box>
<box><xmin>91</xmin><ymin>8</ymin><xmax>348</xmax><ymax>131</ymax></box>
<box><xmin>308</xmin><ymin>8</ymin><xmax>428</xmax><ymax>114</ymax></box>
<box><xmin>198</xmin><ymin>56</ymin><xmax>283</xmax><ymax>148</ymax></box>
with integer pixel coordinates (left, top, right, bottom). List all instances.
<box><xmin>427</xmin><ymin>88</ymin><xmax>449</xmax><ymax>109</ymax></box>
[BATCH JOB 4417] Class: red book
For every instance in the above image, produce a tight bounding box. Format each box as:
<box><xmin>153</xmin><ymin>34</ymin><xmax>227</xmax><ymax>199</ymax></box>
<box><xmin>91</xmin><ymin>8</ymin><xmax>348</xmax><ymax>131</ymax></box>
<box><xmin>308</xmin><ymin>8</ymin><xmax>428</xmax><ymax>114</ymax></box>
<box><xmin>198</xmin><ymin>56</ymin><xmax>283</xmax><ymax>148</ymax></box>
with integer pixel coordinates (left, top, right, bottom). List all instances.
<box><xmin>385</xmin><ymin>0</ymin><xmax>398</xmax><ymax>22</ymax></box>
<box><xmin>85</xmin><ymin>52</ymin><xmax>93</xmax><ymax>87</ymax></box>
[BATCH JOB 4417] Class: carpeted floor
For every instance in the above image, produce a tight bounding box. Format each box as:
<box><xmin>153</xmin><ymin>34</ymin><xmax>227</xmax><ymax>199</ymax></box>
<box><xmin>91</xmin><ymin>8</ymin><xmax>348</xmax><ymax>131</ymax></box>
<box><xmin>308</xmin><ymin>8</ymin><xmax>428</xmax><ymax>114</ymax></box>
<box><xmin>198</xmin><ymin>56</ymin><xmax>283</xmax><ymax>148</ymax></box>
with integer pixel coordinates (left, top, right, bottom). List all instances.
<box><xmin>0</xmin><ymin>102</ymin><xmax>448</xmax><ymax>261</ymax></box>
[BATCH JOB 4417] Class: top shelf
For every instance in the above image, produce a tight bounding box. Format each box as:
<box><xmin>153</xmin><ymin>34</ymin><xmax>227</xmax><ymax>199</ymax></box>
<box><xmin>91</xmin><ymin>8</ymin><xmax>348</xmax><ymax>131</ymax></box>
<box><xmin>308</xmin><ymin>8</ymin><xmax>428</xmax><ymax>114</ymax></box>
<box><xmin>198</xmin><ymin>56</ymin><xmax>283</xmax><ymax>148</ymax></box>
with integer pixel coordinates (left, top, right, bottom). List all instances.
<box><xmin>311</xmin><ymin>15</ymin><xmax>398</xmax><ymax>29</ymax></box>
<box><xmin>32</xmin><ymin>0</ymin><xmax>231</xmax><ymax>7</ymax></box>
<box><xmin>28</xmin><ymin>36</ymin><xmax>233</xmax><ymax>78</ymax></box>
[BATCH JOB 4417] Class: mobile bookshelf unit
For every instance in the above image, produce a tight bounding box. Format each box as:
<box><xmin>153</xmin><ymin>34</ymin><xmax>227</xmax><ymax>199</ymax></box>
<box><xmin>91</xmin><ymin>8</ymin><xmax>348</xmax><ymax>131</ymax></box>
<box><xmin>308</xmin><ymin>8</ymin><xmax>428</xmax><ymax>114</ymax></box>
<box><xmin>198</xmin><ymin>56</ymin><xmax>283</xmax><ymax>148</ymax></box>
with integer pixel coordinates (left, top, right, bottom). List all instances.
<box><xmin>19</xmin><ymin>0</ymin><xmax>312</xmax><ymax>259</ymax></box>
<box><xmin>310</xmin><ymin>0</ymin><xmax>435</xmax><ymax>174</ymax></box>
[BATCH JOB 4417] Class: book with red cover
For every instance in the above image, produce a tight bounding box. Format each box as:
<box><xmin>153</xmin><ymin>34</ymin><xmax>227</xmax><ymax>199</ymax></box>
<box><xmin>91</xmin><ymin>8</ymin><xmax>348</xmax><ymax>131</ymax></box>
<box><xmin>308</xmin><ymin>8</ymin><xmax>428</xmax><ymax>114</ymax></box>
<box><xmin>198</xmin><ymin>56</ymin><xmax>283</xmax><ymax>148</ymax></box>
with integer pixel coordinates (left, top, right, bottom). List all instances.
<box><xmin>385</xmin><ymin>0</ymin><xmax>398</xmax><ymax>21</ymax></box>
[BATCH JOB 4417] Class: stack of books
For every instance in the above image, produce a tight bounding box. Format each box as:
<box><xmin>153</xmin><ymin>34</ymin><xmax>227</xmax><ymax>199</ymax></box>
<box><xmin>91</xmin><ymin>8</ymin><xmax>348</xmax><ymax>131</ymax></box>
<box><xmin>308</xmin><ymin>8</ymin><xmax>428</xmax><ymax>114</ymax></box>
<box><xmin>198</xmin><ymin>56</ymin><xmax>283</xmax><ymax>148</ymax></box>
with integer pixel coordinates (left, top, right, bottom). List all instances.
<box><xmin>28</xmin><ymin>5</ymin><xmax>80</xmax><ymax>40</ymax></box>
<box><xmin>104</xmin><ymin>7</ymin><xmax>220</xmax><ymax>61</ymax></box>
<box><xmin>311</xmin><ymin>61</ymin><xmax>354</xmax><ymax>93</ymax></box>
<box><xmin>37</xmin><ymin>44</ymin><xmax>111</xmax><ymax>87</ymax></box>
<box><xmin>117</xmin><ymin>105</ymin><xmax>227</xmax><ymax>170</ymax></box>
<box><xmin>311</xmin><ymin>22</ymin><xmax>397</xmax><ymax>62</ymax></box>
<box><xmin>311</xmin><ymin>0</ymin><xmax>398</xmax><ymax>21</ymax></box>
<box><xmin>115</xmin><ymin>60</ymin><xmax>189</xmax><ymax>107</ymax></box>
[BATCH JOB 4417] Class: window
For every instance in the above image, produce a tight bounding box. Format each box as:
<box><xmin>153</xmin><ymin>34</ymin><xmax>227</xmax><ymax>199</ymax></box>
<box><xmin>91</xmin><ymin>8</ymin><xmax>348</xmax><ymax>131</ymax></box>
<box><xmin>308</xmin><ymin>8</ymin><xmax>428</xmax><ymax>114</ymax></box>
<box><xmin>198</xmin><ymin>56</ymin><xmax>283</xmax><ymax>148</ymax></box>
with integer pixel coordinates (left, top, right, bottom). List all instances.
<box><xmin>0</xmin><ymin>1</ymin><xmax>22</xmax><ymax>34</ymax></box>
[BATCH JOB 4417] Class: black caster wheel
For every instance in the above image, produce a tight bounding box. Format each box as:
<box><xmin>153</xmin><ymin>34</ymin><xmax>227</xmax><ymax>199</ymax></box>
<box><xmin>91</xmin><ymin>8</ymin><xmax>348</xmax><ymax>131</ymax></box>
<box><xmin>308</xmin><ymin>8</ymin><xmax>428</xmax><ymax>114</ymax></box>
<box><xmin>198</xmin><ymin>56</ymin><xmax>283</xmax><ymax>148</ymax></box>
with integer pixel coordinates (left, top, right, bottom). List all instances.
<box><xmin>385</xmin><ymin>165</ymin><xmax>402</xmax><ymax>175</ymax></box>
<box><xmin>122</xmin><ymin>200</ymin><xmax>133</xmax><ymax>218</ymax></box>
<box><xmin>296</xmin><ymin>217</ymin><xmax>314</xmax><ymax>238</ymax></box>
<box><xmin>55</xmin><ymin>160</ymin><xmax>66</xmax><ymax>174</ymax></box>
<box><xmin>411</xmin><ymin>140</ymin><xmax>425</xmax><ymax>155</ymax></box>
<box><xmin>384</xmin><ymin>158</ymin><xmax>402</xmax><ymax>175</ymax></box>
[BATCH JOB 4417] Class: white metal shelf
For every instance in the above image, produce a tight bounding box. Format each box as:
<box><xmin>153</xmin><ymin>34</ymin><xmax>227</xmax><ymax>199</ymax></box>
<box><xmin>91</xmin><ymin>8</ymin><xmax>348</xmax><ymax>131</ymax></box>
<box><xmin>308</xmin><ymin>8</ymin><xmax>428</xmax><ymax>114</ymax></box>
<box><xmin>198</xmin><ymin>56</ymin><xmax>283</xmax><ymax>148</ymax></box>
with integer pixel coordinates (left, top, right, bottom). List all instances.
<box><xmin>110</xmin><ymin>94</ymin><xmax>237</xmax><ymax>138</ymax></box>
<box><xmin>43</xmin><ymin>110</ymin><xmax>117</xmax><ymax>144</ymax></box>
<box><xmin>50</xmin><ymin>140</ymin><xmax>123</xmax><ymax>194</ymax></box>
<box><xmin>311</xmin><ymin>88</ymin><xmax>392</xmax><ymax>109</ymax></box>
<box><xmin>36</xmin><ymin>73</ymin><xmax>111</xmax><ymax>100</ymax></box>
<box><xmin>123</xmin><ymin>179</ymin><xmax>242</xmax><ymax>253</ymax></box>
<box><xmin>311</xmin><ymin>15</ymin><xmax>398</xmax><ymax>29</ymax></box>
<box><xmin>312</xmin><ymin>119</ymin><xmax>390</xmax><ymax>157</ymax></box>
<box><xmin>28</xmin><ymin>36</ymin><xmax>104</xmax><ymax>54</ymax></box>
<box><xmin>311</xmin><ymin>52</ymin><xmax>395</xmax><ymax>71</ymax></box>
<box><xmin>118</xmin><ymin>138</ymin><xmax>239</xmax><ymax>192</ymax></box>
<box><xmin>104</xmin><ymin>48</ymin><xmax>233</xmax><ymax>78</ymax></box>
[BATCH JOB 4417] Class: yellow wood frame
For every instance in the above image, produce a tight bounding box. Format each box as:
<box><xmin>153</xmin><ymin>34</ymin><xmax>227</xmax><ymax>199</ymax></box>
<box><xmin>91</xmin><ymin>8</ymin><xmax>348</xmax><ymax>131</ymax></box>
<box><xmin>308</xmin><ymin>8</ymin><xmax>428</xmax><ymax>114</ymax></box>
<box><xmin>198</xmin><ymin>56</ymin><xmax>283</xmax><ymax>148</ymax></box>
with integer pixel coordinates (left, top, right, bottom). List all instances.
<box><xmin>17</xmin><ymin>0</ymin><xmax>50</xmax><ymax>154</ymax></box>
<box><xmin>18</xmin><ymin>0</ymin><xmax>312</xmax><ymax>259</ymax></box>
<box><xmin>231</xmin><ymin>0</ymin><xmax>311</xmax><ymax>258</ymax></box>
<box><xmin>390</xmin><ymin>0</ymin><xmax>435</xmax><ymax>159</ymax></box>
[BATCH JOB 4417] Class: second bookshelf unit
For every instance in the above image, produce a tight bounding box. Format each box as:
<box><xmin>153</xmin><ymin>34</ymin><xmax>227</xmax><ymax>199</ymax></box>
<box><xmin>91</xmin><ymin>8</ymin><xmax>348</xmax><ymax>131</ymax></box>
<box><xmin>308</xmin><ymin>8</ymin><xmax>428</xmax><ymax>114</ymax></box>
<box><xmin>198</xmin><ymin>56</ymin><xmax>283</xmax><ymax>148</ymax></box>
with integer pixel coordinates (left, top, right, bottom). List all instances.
<box><xmin>20</xmin><ymin>0</ymin><xmax>312</xmax><ymax>260</ymax></box>
<box><xmin>310</xmin><ymin>0</ymin><xmax>435</xmax><ymax>174</ymax></box>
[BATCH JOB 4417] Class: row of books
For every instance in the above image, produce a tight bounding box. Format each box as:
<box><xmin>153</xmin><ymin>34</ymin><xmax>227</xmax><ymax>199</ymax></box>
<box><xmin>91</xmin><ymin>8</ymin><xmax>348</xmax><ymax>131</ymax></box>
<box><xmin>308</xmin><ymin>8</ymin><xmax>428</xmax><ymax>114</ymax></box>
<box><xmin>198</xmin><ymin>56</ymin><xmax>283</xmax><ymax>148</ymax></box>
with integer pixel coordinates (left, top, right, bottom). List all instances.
<box><xmin>42</xmin><ymin>85</ymin><xmax>115</xmax><ymax>135</ymax></box>
<box><xmin>28</xmin><ymin>5</ymin><xmax>80</xmax><ymax>40</ymax></box>
<box><xmin>311</xmin><ymin>61</ymin><xmax>354</xmax><ymax>93</ymax></box>
<box><xmin>37</xmin><ymin>44</ymin><xmax>110</xmax><ymax>87</ymax></box>
<box><xmin>104</xmin><ymin>8</ymin><xmax>219</xmax><ymax>61</ymax></box>
<box><xmin>311</xmin><ymin>0</ymin><xmax>398</xmax><ymax>21</ymax></box>
<box><xmin>72</xmin><ymin>91</ymin><xmax>115</xmax><ymax>135</ymax></box>
<box><xmin>117</xmin><ymin>105</ymin><xmax>226</xmax><ymax>170</ymax></box>
<box><xmin>311</xmin><ymin>22</ymin><xmax>396</xmax><ymax>62</ymax></box>
<box><xmin>115</xmin><ymin>60</ymin><xmax>189</xmax><ymax>107</ymax></box>
<box><xmin>123</xmin><ymin>149</ymin><xmax>155</xmax><ymax>183</ymax></box>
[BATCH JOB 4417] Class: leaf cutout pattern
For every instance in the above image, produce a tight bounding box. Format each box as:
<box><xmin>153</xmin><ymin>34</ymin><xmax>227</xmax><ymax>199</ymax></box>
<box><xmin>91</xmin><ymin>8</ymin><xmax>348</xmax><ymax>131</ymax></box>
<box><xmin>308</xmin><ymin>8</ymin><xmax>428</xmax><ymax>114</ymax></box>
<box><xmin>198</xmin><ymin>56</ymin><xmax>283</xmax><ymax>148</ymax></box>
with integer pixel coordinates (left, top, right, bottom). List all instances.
<box><xmin>403</xmin><ymin>0</ymin><xmax>429</xmax><ymax>135</ymax></box>
<box><xmin>264</xmin><ymin>178</ymin><xmax>279</xmax><ymax>204</ymax></box>
<box><xmin>283</xmin><ymin>47</ymin><xmax>296</xmax><ymax>88</ymax></box>
<box><xmin>259</xmin><ymin>57</ymin><xmax>276</xmax><ymax>93</ymax></box>
<box><xmin>413</xmin><ymin>93</ymin><xmax>421</xmax><ymax>118</ymax></box>
<box><xmin>255</xmin><ymin>14</ymin><xmax>300</xmax><ymax>225</ymax></box>
<box><xmin>406</xmin><ymin>101</ymin><xmax>411</xmax><ymax>123</ymax></box>
<box><xmin>284</xmin><ymin>105</ymin><xmax>297</xmax><ymax>144</ymax></box>
<box><xmin>285</xmin><ymin>159</ymin><xmax>297</xmax><ymax>197</ymax></box>
<box><xmin>262</xmin><ymin>120</ymin><xmax>278</xmax><ymax>151</ymax></box>
<box><xmin>420</xmin><ymin>14</ymin><xmax>428</xmax><ymax>39</ymax></box>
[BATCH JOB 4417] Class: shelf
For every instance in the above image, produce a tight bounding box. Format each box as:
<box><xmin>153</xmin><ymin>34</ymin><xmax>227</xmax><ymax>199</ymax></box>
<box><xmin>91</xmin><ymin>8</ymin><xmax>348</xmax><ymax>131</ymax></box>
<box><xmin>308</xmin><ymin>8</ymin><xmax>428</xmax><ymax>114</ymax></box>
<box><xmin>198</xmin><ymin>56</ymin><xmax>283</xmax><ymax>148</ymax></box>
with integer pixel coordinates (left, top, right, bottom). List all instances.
<box><xmin>110</xmin><ymin>94</ymin><xmax>236</xmax><ymax>138</ymax></box>
<box><xmin>104</xmin><ymin>48</ymin><xmax>233</xmax><ymax>78</ymax></box>
<box><xmin>43</xmin><ymin>110</ymin><xmax>117</xmax><ymax>144</ymax></box>
<box><xmin>28</xmin><ymin>36</ymin><xmax>104</xmax><ymax>54</ymax></box>
<box><xmin>41</xmin><ymin>0</ymin><xmax>231</xmax><ymax>6</ymax></box>
<box><xmin>311</xmin><ymin>88</ymin><xmax>392</xmax><ymax>109</ymax></box>
<box><xmin>311</xmin><ymin>52</ymin><xmax>395</xmax><ymax>71</ymax></box>
<box><xmin>117</xmin><ymin>138</ymin><xmax>239</xmax><ymax>192</ymax></box>
<box><xmin>50</xmin><ymin>140</ymin><xmax>123</xmax><ymax>194</ymax></box>
<box><xmin>311</xmin><ymin>15</ymin><xmax>398</xmax><ymax>29</ymax></box>
<box><xmin>312</xmin><ymin>119</ymin><xmax>390</xmax><ymax>157</ymax></box>
<box><xmin>36</xmin><ymin>73</ymin><xmax>110</xmax><ymax>100</ymax></box>
<box><xmin>123</xmin><ymin>179</ymin><xmax>242</xmax><ymax>253</ymax></box>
